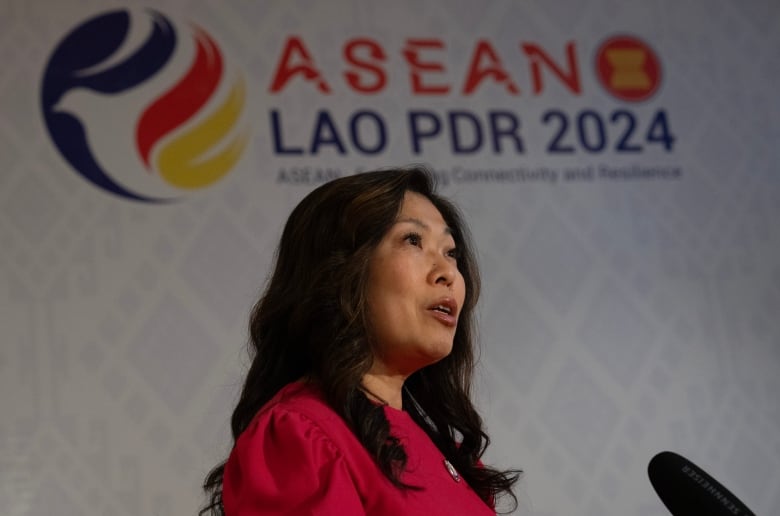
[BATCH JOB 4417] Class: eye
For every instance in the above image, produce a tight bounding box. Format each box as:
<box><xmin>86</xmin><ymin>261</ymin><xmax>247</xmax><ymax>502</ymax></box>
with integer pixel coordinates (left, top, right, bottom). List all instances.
<box><xmin>446</xmin><ymin>247</ymin><xmax>460</xmax><ymax>260</ymax></box>
<box><xmin>403</xmin><ymin>232</ymin><xmax>423</xmax><ymax>248</ymax></box>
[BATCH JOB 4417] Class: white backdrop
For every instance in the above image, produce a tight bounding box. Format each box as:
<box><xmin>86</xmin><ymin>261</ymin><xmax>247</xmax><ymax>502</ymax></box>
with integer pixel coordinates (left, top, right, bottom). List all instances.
<box><xmin>1</xmin><ymin>1</ymin><xmax>779</xmax><ymax>515</ymax></box>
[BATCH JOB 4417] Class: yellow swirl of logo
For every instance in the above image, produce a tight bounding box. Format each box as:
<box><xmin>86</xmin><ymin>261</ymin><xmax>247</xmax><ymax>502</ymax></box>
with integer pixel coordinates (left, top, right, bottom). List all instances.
<box><xmin>157</xmin><ymin>76</ymin><xmax>249</xmax><ymax>190</ymax></box>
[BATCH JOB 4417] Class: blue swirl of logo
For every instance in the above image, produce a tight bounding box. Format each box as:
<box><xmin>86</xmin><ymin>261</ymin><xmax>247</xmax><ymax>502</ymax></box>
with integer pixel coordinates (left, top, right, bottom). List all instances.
<box><xmin>41</xmin><ymin>9</ymin><xmax>176</xmax><ymax>202</ymax></box>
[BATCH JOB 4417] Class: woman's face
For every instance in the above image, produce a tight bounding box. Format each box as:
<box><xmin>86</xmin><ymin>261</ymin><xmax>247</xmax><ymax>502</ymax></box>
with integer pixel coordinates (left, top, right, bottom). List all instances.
<box><xmin>366</xmin><ymin>191</ymin><xmax>467</xmax><ymax>376</ymax></box>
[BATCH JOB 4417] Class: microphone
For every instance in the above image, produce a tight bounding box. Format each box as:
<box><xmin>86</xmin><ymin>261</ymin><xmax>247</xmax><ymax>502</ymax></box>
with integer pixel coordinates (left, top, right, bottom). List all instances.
<box><xmin>648</xmin><ymin>451</ymin><xmax>755</xmax><ymax>516</ymax></box>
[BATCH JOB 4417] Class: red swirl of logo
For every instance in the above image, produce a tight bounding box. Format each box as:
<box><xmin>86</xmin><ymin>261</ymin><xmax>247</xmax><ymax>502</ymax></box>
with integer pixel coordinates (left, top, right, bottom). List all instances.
<box><xmin>137</xmin><ymin>26</ymin><xmax>248</xmax><ymax>190</ymax></box>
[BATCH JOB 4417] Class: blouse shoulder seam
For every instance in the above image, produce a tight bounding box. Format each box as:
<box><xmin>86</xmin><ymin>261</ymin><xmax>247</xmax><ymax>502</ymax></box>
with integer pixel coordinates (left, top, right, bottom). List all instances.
<box><xmin>269</xmin><ymin>403</ymin><xmax>346</xmax><ymax>460</ymax></box>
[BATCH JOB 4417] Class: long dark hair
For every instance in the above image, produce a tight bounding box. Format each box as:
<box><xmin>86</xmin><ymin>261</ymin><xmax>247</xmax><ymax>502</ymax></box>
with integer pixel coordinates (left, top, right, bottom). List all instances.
<box><xmin>200</xmin><ymin>166</ymin><xmax>519</xmax><ymax>514</ymax></box>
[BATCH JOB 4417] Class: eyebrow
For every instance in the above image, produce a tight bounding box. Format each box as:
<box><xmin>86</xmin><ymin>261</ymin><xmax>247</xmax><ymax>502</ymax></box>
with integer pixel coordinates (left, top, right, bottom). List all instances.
<box><xmin>395</xmin><ymin>217</ymin><xmax>453</xmax><ymax>236</ymax></box>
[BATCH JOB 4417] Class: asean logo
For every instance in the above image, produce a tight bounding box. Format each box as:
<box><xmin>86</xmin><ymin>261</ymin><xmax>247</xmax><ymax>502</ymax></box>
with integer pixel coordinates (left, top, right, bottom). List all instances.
<box><xmin>41</xmin><ymin>9</ymin><xmax>249</xmax><ymax>202</ymax></box>
<box><xmin>595</xmin><ymin>35</ymin><xmax>662</xmax><ymax>102</ymax></box>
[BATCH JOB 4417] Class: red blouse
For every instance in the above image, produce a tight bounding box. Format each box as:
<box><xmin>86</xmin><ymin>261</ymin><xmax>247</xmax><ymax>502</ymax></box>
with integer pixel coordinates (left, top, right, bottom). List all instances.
<box><xmin>222</xmin><ymin>381</ymin><xmax>495</xmax><ymax>515</ymax></box>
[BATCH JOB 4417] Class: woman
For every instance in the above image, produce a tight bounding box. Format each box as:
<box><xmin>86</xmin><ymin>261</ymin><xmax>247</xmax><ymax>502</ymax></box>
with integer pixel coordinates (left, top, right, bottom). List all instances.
<box><xmin>200</xmin><ymin>166</ymin><xmax>519</xmax><ymax>515</ymax></box>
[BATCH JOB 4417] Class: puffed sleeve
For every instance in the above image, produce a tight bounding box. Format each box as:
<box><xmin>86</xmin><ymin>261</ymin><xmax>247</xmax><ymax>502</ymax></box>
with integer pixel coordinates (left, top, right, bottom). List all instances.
<box><xmin>222</xmin><ymin>408</ymin><xmax>366</xmax><ymax>516</ymax></box>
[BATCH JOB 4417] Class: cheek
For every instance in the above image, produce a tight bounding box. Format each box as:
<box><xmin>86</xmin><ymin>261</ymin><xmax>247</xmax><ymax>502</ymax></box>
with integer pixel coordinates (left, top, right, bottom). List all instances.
<box><xmin>457</xmin><ymin>272</ymin><xmax>467</xmax><ymax>304</ymax></box>
<box><xmin>377</xmin><ymin>256</ymin><xmax>415</xmax><ymax>292</ymax></box>
<box><xmin>367</xmin><ymin>262</ymin><xmax>409</xmax><ymax>317</ymax></box>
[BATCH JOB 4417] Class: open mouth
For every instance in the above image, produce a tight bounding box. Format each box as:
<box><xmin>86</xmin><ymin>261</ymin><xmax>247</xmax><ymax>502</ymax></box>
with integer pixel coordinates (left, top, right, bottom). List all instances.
<box><xmin>427</xmin><ymin>298</ymin><xmax>458</xmax><ymax>326</ymax></box>
<box><xmin>432</xmin><ymin>304</ymin><xmax>452</xmax><ymax>315</ymax></box>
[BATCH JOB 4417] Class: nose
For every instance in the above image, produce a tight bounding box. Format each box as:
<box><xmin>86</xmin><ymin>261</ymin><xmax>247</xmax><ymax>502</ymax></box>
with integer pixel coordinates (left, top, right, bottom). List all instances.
<box><xmin>429</xmin><ymin>254</ymin><xmax>457</xmax><ymax>287</ymax></box>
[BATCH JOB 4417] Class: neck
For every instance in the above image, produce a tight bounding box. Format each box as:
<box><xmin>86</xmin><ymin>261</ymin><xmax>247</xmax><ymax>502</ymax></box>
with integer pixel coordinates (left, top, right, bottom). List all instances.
<box><xmin>361</xmin><ymin>370</ymin><xmax>406</xmax><ymax>410</ymax></box>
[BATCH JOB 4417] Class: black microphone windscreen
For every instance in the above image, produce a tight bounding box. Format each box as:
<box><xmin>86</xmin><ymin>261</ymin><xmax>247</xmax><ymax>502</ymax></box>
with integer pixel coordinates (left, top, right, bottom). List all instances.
<box><xmin>648</xmin><ymin>451</ymin><xmax>755</xmax><ymax>516</ymax></box>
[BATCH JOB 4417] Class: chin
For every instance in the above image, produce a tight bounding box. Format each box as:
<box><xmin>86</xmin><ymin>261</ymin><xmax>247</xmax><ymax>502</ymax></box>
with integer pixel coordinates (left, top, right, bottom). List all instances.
<box><xmin>423</xmin><ymin>343</ymin><xmax>454</xmax><ymax>364</ymax></box>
